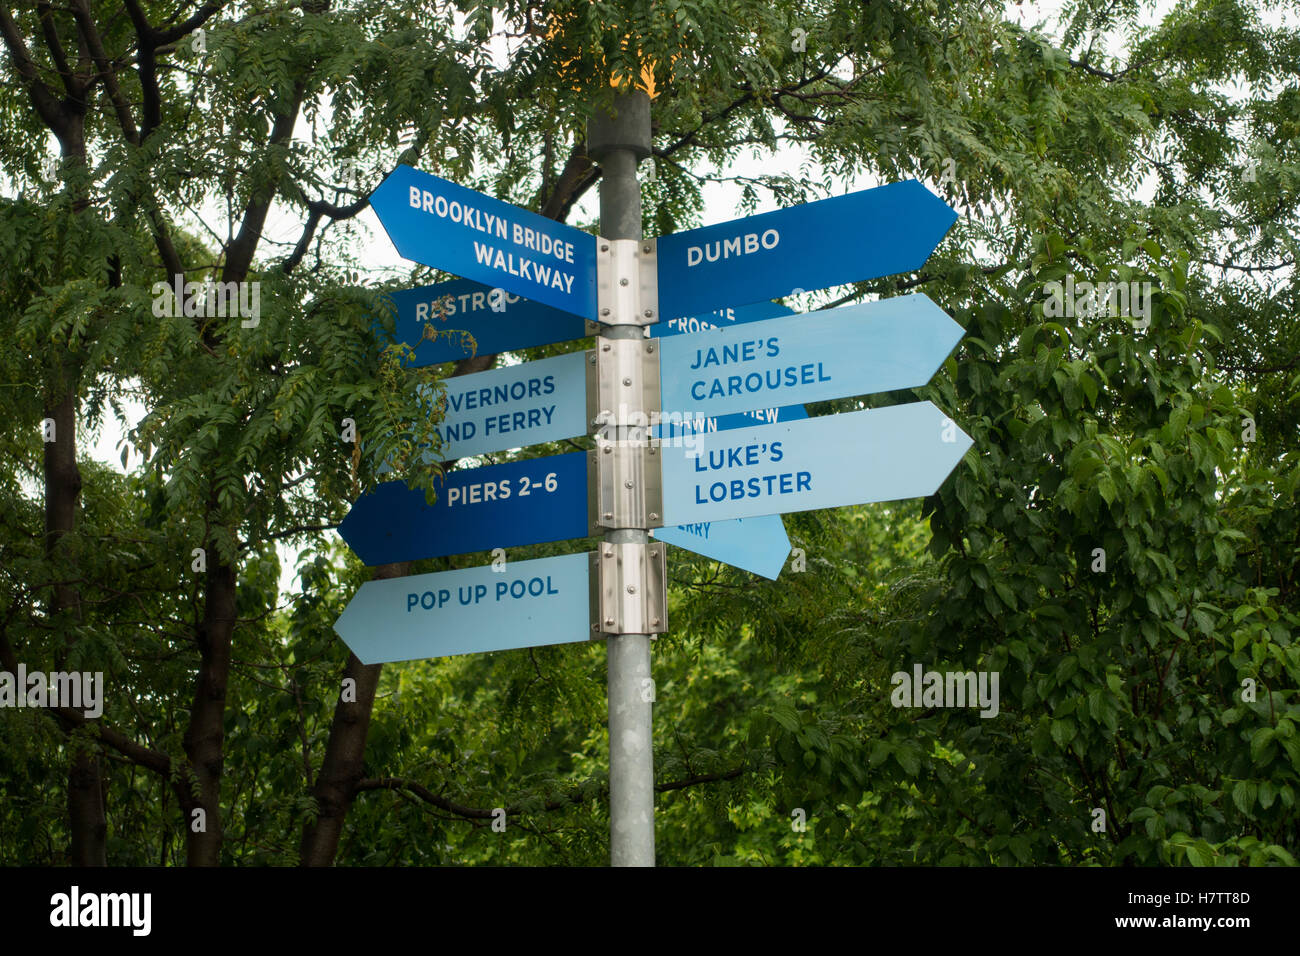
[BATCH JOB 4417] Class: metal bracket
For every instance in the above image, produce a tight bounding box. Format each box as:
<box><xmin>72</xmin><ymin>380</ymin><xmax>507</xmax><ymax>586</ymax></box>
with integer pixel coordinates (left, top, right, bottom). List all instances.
<box><xmin>587</xmin><ymin>439</ymin><xmax>664</xmax><ymax>532</ymax></box>
<box><xmin>586</xmin><ymin>336</ymin><xmax>661</xmax><ymax>438</ymax></box>
<box><xmin>589</xmin><ymin>542</ymin><xmax>668</xmax><ymax>636</ymax></box>
<box><xmin>596</xmin><ymin>238</ymin><xmax>659</xmax><ymax>327</ymax></box>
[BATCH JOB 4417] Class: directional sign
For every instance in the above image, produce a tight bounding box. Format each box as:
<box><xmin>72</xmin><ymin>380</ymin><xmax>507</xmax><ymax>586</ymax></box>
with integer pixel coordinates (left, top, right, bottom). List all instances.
<box><xmin>430</xmin><ymin>351</ymin><xmax>587</xmax><ymax>460</ymax></box>
<box><xmin>335</xmin><ymin>553</ymin><xmax>591</xmax><ymax>664</ymax></box>
<box><xmin>652</xmin><ymin>516</ymin><xmax>791</xmax><ymax>581</ymax></box>
<box><xmin>339</xmin><ymin>452</ymin><xmax>589</xmax><ymax>565</ymax></box>
<box><xmin>389</xmin><ymin>278</ymin><xmax>589</xmax><ymax>366</ymax></box>
<box><xmin>651</xmin><ymin>403</ymin><xmax>804</xmax><ymax>579</ymax></box>
<box><xmin>371</xmin><ymin>165</ymin><xmax>598</xmax><ymax>318</ymax></box>
<box><xmin>658</xmin><ymin>294</ymin><xmax>963</xmax><ymax>421</ymax></box>
<box><xmin>649</xmin><ymin>300</ymin><xmax>795</xmax><ymax>338</ymax></box>
<box><xmin>656</xmin><ymin>180</ymin><xmax>957</xmax><ymax>320</ymax></box>
<box><xmin>660</xmin><ymin>401</ymin><xmax>973</xmax><ymax>525</ymax></box>
<box><xmin>655</xmin><ymin>403</ymin><xmax>806</xmax><ymax>443</ymax></box>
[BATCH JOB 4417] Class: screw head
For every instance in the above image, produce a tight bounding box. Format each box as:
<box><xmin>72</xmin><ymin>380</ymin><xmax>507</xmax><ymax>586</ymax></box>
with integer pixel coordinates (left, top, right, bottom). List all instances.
<box><xmin>652</xmin><ymin>617</ymin><xmax>662</xmax><ymax>627</ymax></box>
<box><xmin>603</xmin><ymin>512</ymin><xmax>613</xmax><ymax>520</ymax></box>
<box><xmin>643</xmin><ymin>310</ymin><xmax>653</xmax><ymax>318</ymax></box>
<box><xmin>603</xmin><ymin>445</ymin><xmax>612</xmax><ymax>454</ymax></box>
<box><xmin>626</xmin><ymin>585</ymin><xmax>636</xmax><ymax>594</ymax></box>
<box><xmin>604</xmin><ymin>546</ymin><xmax>614</xmax><ymax>557</ymax></box>
<box><xmin>602</xmin><ymin>343</ymin><xmax>611</xmax><ymax>351</ymax></box>
<box><xmin>622</xmin><ymin>377</ymin><xmax>632</xmax><ymax>386</ymax></box>
<box><xmin>624</xmin><ymin>479</ymin><xmax>634</xmax><ymax>489</ymax></box>
<box><xmin>600</xmin><ymin>307</ymin><xmax>611</xmax><ymax>316</ymax></box>
<box><xmin>649</xmin><ymin>512</ymin><xmax>659</xmax><ymax>521</ymax></box>
<box><xmin>605</xmin><ymin>617</ymin><xmax>615</xmax><ymax>627</ymax></box>
<box><xmin>646</xmin><ymin>344</ymin><xmax>655</xmax><ymax>353</ymax></box>
<box><xmin>589</xmin><ymin>355</ymin><xmax>597</xmax><ymax>364</ymax></box>
<box><xmin>643</xmin><ymin>245</ymin><xmax>651</xmax><ymax>253</ymax></box>
<box><xmin>601</xmin><ymin>244</ymin><xmax>609</xmax><ymax>252</ymax></box>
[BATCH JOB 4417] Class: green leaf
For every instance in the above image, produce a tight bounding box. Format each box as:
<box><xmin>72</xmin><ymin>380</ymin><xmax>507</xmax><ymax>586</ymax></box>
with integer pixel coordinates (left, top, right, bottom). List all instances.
<box><xmin>1251</xmin><ymin>727</ymin><xmax>1277</xmax><ymax>763</ymax></box>
<box><xmin>1184</xmin><ymin>840</ymin><xmax>1215</xmax><ymax>867</ymax></box>
<box><xmin>1232</xmin><ymin>780</ymin><xmax>1256</xmax><ymax>815</ymax></box>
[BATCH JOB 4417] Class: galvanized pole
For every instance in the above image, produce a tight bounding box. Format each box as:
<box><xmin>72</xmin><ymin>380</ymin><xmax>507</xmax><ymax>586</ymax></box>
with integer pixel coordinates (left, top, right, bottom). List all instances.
<box><xmin>587</xmin><ymin>91</ymin><xmax>656</xmax><ymax>867</ymax></box>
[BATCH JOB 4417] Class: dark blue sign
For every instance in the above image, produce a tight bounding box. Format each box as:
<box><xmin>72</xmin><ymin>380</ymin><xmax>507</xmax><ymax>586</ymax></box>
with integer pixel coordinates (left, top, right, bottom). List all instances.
<box><xmin>648</xmin><ymin>300</ymin><xmax>794</xmax><ymax>338</ymax></box>
<box><xmin>371</xmin><ymin>165</ymin><xmax>598</xmax><ymax>318</ymax></box>
<box><xmin>656</xmin><ymin>180</ymin><xmax>957</xmax><ymax>320</ymax></box>
<box><xmin>338</xmin><ymin>452</ymin><xmax>589</xmax><ymax>565</ymax></box>
<box><xmin>388</xmin><ymin>278</ymin><xmax>589</xmax><ymax>366</ymax></box>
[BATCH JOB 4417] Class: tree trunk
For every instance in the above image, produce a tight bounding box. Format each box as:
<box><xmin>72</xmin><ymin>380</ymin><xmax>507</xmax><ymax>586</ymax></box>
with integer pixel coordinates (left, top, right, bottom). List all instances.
<box><xmin>300</xmin><ymin>561</ymin><xmax>409</xmax><ymax>866</ymax></box>
<box><xmin>45</xmin><ymin>307</ymin><xmax>105</xmax><ymax>868</ymax></box>
<box><xmin>181</xmin><ymin>560</ymin><xmax>238</xmax><ymax>866</ymax></box>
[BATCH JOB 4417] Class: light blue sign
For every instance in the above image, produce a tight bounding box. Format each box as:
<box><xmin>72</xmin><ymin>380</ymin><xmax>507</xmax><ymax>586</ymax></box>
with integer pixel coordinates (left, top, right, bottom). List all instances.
<box><xmin>429</xmin><ymin>351</ymin><xmax>587</xmax><ymax>459</ymax></box>
<box><xmin>660</xmin><ymin>401</ymin><xmax>973</xmax><ymax>525</ymax></box>
<box><xmin>388</xmin><ymin>278</ymin><xmax>589</xmax><ymax>366</ymax></box>
<box><xmin>656</xmin><ymin>180</ymin><xmax>957</xmax><ymax>320</ymax></box>
<box><xmin>652</xmin><ymin>516</ymin><xmax>791</xmax><ymax>581</ymax></box>
<box><xmin>658</xmin><ymin>295</ymin><xmax>963</xmax><ymax>421</ymax></box>
<box><xmin>371</xmin><ymin>165</ymin><xmax>598</xmax><ymax>319</ymax></box>
<box><xmin>650</xmin><ymin>404</ymin><xmax>805</xmax><ymax>579</ymax></box>
<box><xmin>334</xmin><ymin>553</ymin><xmax>591</xmax><ymax>664</ymax></box>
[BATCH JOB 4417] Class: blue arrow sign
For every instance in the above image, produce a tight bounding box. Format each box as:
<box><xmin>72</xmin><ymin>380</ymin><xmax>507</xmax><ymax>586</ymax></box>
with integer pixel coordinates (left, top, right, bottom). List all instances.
<box><xmin>651</xmin><ymin>404</ymin><xmax>804</xmax><ymax>579</ymax></box>
<box><xmin>429</xmin><ymin>351</ymin><xmax>588</xmax><ymax>460</ymax></box>
<box><xmin>649</xmin><ymin>300</ymin><xmax>795</xmax><ymax>338</ymax></box>
<box><xmin>338</xmin><ymin>452</ymin><xmax>589</xmax><ymax>565</ymax></box>
<box><xmin>389</xmin><ymin>278</ymin><xmax>589</xmax><ymax>366</ymax></box>
<box><xmin>371</xmin><ymin>165</ymin><xmax>598</xmax><ymax>318</ymax></box>
<box><xmin>660</xmin><ymin>401</ymin><xmax>973</xmax><ymax>525</ymax></box>
<box><xmin>335</xmin><ymin>553</ymin><xmax>591</xmax><ymax>664</ymax></box>
<box><xmin>656</xmin><ymin>181</ymin><xmax>957</xmax><ymax>320</ymax></box>
<box><xmin>658</xmin><ymin>294</ymin><xmax>963</xmax><ymax>421</ymax></box>
<box><xmin>652</xmin><ymin>515</ymin><xmax>791</xmax><ymax>581</ymax></box>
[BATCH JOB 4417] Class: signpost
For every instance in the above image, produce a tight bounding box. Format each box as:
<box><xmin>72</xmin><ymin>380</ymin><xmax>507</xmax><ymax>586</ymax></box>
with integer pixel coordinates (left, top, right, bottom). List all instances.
<box><xmin>651</xmin><ymin>403</ymin><xmax>804</xmax><ymax>580</ymax></box>
<box><xmin>340</xmin><ymin>92</ymin><xmax>970</xmax><ymax>868</ymax></box>
<box><xmin>335</xmin><ymin>553</ymin><xmax>591</xmax><ymax>664</ymax></box>
<box><xmin>431</xmin><ymin>351</ymin><xmax>588</xmax><ymax>459</ymax></box>
<box><xmin>659</xmin><ymin>401</ymin><xmax>973</xmax><ymax>526</ymax></box>
<box><xmin>651</xmin><ymin>516</ymin><xmax>791</xmax><ymax>581</ymax></box>
<box><xmin>389</xmin><ymin>278</ymin><xmax>589</xmax><ymax>366</ymax></box>
<box><xmin>338</xmin><ymin>452</ymin><xmax>588</xmax><ymax>565</ymax></box>
<box><xmin>371</xmin><ymin>165</ymin><xmax>599</xmax><ymax>318</ymax></box>
<box><xmin>657</xmin><ymin>294</ymin><xmax>963</xmax><ymax>421</ymax></box>
<box><xmin>655</xmin><ymin>180</ymin><xmax>958</xmax><ymax>320</ymax></box>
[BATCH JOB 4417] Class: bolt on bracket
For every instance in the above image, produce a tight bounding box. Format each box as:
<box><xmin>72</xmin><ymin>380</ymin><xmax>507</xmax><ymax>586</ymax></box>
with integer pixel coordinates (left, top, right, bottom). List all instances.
<box><xmin>595</xmin><ymin>238</ymin><xmax>659</xmax><ymax>327</ymax></box>
<box><xmin>587</xmin><ymin>439</ymin><xmax>664</xmax><ymax>533</ymax></box>
<box><xmin>589</xmin><ymin>542</ymin><xmax>668</xmax><ymax>636</ymax></box>
<box><xmin>586</xmin><ymin>336</ymin><xmax>661</xmax><ymax>438</ymax></box>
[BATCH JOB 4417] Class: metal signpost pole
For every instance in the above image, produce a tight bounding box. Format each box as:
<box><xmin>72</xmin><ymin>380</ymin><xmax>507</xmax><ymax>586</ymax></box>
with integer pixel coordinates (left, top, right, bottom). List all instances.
<box><xmin>588</xmin><ymin>91</ymin><xmax>656</xmax><ymax>867</ymax></box>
